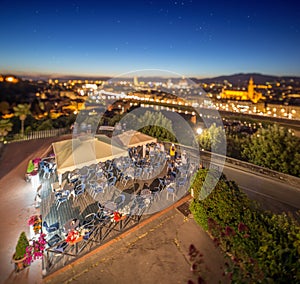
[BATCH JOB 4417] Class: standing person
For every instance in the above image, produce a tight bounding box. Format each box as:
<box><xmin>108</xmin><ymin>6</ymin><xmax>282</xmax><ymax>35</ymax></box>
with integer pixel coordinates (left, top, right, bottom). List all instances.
<box><xmin>145</xmin><ymin>145</ymin><xmax>150</xmax><ymax>158</ymax></box>
<box><xmin>160</xmin><ymin>142</ymin><xmax>165</xmax><ymax>153</ymax></box>
<box><xmin>170</xmin><ymin>144</ymin><xmax>176</xmax><ymax>160</ymax></box>
<box><xmin>181</xmin><ymin>150</ymin><xmax>187</xmax><ymax>165</ymax></box>
<box><xmin>142</xmin><ymin>144</ymin><xmax>146</xmax><ymax>158</ymax></box>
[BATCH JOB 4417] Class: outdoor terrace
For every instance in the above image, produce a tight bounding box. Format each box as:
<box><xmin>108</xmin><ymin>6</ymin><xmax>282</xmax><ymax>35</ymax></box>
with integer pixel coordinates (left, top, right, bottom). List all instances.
<box><xmin>37</xmin><ymin>143</ymin><xmax>198</xmax><ymax>276</ymax></box>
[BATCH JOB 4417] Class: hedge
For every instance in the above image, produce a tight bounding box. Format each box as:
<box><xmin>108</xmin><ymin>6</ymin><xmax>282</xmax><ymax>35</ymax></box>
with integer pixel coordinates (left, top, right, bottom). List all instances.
<box><xmin>190</xmin><ymin>169</ymin><xmax>300</xmax><ymax>283</ymax></box>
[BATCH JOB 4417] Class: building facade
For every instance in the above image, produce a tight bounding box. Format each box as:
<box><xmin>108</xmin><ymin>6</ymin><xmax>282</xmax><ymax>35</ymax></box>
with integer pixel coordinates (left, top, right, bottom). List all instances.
<box><xmin>220</xmin><ymin>78</ymin><xmax>262</xmax><ymax>103</ymax></box>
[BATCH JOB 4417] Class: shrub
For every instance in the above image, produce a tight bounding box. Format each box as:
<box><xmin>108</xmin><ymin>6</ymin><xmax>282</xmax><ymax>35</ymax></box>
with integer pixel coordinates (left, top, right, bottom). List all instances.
<box><xmin>190</xmin><ymin>169</ymin><xmax>300</xmax><ymax>283</ymax></box>
<box><xmin>14</xmin><ymin>232</ymin><xmax>29</xmax><ymax>260</ymax></box>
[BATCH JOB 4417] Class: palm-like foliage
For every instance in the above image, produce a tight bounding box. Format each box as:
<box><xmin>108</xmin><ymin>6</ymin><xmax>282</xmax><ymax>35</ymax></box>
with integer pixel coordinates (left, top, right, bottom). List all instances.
<box><xmin>0</xmin><ymin>119</ymin><xmax>13</xmax><ymax>141</ymax></box>
<box><xmin>13</xmin><ymin>104</ymin><xmax>31</xmax><ymax>137</ymax></box>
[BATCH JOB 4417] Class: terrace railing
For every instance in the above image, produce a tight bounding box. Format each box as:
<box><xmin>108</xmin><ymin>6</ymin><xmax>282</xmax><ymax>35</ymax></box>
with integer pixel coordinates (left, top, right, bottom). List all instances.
<box><xmin>5</xmin><ymin>127</ymin><xmax>70</xmax><ymax>143</ymax></box>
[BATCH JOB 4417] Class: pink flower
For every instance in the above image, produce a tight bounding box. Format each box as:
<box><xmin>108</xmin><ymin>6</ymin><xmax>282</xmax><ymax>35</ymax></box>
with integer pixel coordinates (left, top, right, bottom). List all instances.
<box><xmin>225</xmin><ymin>226</ymin><xmax>236</xmax><ymax>237</ymax></box>
<box><xmin>25</xmin><ymin>233</ymin><xmax>46</xmax><ymax>264</ymax></box>
<box><xmin>238</xmin><ymin>222</ymin><xmax>249</xmax><ymax>232</ymax></box>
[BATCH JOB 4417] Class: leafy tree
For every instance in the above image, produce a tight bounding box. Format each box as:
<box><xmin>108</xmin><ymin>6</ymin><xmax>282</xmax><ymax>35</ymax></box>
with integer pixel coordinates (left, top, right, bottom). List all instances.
<box><xmin>37</xmin><ymin>119</ymin><xmax>53</xmax><ymax>131</ymax></box>
<box><xmin>121</xmin><ymin>110</ymin><xmax>176</xmax><ymax>141</ymax></box>
<box><xmin>0</xmin><ymin>119</ymin><xmax>13</xmax><ymax>141</ymax></box>
<box><xmin>226</xmin><ymin>134</ymin><xmax>247</xmax><ymax>160</ymax></box>
<box><xmin>198</xmin><ymin>123</ymin><xmax>226</xmax><ymax>155</ymax></box>
<box><xmin>242</xmin><ymin>124</ymin><xmax>300</xmax><ymax>176</ymax></box>
<box><xmin>13</xmin><ymin>104</ymin><xmax>31</xmax><ymax>137</ymax></box>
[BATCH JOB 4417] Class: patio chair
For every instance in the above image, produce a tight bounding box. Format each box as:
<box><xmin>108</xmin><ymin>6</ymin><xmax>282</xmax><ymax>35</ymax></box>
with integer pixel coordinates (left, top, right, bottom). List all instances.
<box><xmin>54</xmin><ymin>241</ymin><xmax>68</xmax><ymax>254</ymax></box>
<box><xmin>142</xmin><ymin>166</ymin><xmax>152</xmax><ymax>180</ymax></box>
<box><xmin>134</xmin><ymin>167</ymin><xmax>143</xmax><ymax>180</ymax></box>
<box><xmin>176</xmin><ymin>176</ymin><xmax>187</xmax><ymax>188</ymax></box>
<box><xmin>47</xmin><ymin>234</ymin><xmax>62</xmax><ymax>247</ymax></box>
<box><xmin>74</xmin><ymin>186</ymin><xmax>85</xmax><ymax>201</ymax></box>
<box><xmin>74</xmin><ymin>182</ymin><xmax>85</xmax><ymax>191</ymax></box>
<box><xmin>133</xmin><ymin>195</ymin><xmax>147</xmax><ymax>209</ymax></box>
<box><xmin>97</xmin><ymin>201</ymin><xmax>105</xmax><ymax>211</ymax></box>
<box><xmin>166</xmin><ymin>185</ymin><xmax>177</xmax><ymax>201</ymax></box>
<box><xmin>83</xmin><ymin>225</ymin><xmax>97</xmax><ymax>241</ymax></box>
<box><xmin>151</xmin><ymin>178</ymin><xmax>165</xmax><ymax>201</ymax></box>
<box><xmin>43</xmin><ymin>220</ymin><xmax>59</xmax><ymax>233</ymax></box>
<box><xmin>91</xmin><ymin>182</ymin><xmax>105</xmax><ymax>199</ymax></box>
<box><xmin>114</xmin><ymin>194</ymin><xmax>125</xmax><ymax>210</ymax></box>
<box><xmin>82</xmin><ymin>213</ymin><xmax>96</xmax><ymax>229</ymax></box>
<box><xmin>69</xmin><ymin>176</ymin><xmax>79</xmax><ymax>184</ymax></box>
<box><xmin>107</xmin><ymin>176</ymin><xmax>117</xmax><ymax>189</ymax></box>
<box><xmin>56</xmin><ymin>196</ymin><xmax>68</xmax><ymax>210</ymax></box>
<box><xmin>153</xmin><ymin>162</ymin><xmax>161</xmax><ymax>171</ymax></box>
<box><xmin>95</xmin><ymin>210</ymin><xmax>110</xmax><ymax>225</ymax></box>
<box><xmin>96</xmin><ymin>170</ymin><xmax>104</xmax><ymax>179</ymax></box>
<box><xmin>120</xmin><ymin>174</ymin><xmax>132</xmax><ymax>186</ymax></box>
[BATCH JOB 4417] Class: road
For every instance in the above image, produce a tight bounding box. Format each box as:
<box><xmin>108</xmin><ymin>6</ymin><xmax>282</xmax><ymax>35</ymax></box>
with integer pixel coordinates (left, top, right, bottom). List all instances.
<box><xmin>221</xmin><ymin>164</ymin><xmax>300</xmax><ymax>215</ymax></box>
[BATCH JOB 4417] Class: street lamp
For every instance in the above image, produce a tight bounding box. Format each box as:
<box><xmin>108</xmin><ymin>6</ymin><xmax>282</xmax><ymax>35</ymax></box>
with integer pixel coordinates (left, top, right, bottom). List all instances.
<box><xmin>196</xmin><ymin>127</ymin><xmax>203</xmax><ymax>135</ymax></box>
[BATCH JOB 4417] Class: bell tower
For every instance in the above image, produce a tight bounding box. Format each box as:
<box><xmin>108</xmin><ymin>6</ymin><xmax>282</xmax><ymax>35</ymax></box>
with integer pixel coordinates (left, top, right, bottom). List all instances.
<box><xmin>248</xmin><ymin>77</ymin><xmax>254</xmax><ymax>100</ymax></box>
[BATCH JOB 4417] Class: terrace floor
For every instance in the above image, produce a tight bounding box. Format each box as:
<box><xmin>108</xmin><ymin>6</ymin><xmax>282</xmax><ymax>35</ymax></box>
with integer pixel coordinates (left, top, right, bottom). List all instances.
<box><xmin>39</xmin><ymin>155</ymin><xmax>195</xmax><ymax>276</ymax></box>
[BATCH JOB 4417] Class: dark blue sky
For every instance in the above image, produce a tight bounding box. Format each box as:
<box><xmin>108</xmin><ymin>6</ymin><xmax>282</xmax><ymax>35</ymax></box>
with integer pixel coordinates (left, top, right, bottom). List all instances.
<box><xmin>1</xmin><ymin>0</ymin><xmax>300</xmax><ymax>77</ymax></box>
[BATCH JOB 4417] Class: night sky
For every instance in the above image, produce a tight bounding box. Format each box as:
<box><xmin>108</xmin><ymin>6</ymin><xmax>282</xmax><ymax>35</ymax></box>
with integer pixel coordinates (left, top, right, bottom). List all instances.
<box><xmin>0</xmin><ymin>0</ymin><xmax>300</xmax><ymax>77</ymax></box>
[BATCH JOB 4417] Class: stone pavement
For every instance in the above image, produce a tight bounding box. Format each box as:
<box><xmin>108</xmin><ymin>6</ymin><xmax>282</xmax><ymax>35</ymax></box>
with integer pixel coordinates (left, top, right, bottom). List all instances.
<box><xmin>44</xmin><ymin>205</ymin><xmax>229</xmax><ymax>284</ymax></box>
<box><xmin>0</xmin><ymin>137</ymin><xmax>70</xmax><ymax>284</ymax></box>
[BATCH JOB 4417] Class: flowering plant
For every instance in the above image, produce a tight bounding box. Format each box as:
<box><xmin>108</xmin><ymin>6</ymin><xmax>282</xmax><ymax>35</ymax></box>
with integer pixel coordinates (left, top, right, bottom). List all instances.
<box><xmin>24</xmin><ymin>233</ymin><xmax>47</xmax><ymax>265</ymax></box>
<box><xmin>66</xmin><ymin>230</ymin><xmax>80</xmax><ymax>243</ymax></box>
<box><xmin>27</xmin><ymin>215</ymin><xmax>42</xmax><ymax>234</ymax></box>
<box><xmin>112</xmin><ymin>211</ymin><xmax>127</xmax><ymax>222</ymax></box>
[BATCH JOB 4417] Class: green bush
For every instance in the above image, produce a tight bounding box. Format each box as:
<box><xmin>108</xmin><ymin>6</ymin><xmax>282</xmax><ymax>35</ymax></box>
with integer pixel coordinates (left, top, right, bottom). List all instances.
<box><xmin>14</xmin><ymin>232</ymin><xmax>29</xmax><ymax>260</ymax></box>
<box><xmin>190</xmin><ymin>169</ymin><xmax>300</xmax><ymax>283</ymax></box>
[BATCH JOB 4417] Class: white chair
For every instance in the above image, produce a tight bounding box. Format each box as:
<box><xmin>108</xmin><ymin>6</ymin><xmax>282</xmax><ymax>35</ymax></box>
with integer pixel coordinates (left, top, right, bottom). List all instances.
<box><xmin>166</xmin><ymin>184</ymin><xmax>176</xmax><ymax>201</ymax></box>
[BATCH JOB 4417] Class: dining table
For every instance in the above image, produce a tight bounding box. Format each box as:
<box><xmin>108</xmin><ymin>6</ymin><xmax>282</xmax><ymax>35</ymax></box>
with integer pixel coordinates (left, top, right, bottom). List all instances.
<box><xmin>140</xmin><ymin>189</ymin><xmax>152</xmax><ymax>198</ymax></box>
<box><xmin>104</xmin><ymin>201</ymin><xmax>117</xmax><ymax>212</ymax></box>
<box><xmin>64</xmin><ymin>218</ymin><xmax>80</xmax><ymax>232</ymax></box>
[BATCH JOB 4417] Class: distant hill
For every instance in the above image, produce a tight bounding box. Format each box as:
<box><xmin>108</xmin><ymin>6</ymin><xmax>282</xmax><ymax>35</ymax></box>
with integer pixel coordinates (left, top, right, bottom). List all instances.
<box><xmin>2</xmin><ymin>72</ymin><xmax>300</xmax><ymax>85</ymax></box>
<box><xmin>191</xmin><ymin>73</ymin><xmax>300</xmax><ymax>85</ymax></box>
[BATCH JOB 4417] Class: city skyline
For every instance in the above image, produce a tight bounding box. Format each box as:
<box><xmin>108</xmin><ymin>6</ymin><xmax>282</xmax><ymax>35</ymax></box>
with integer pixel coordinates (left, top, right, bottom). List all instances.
<box><xmin>1</xmin><ymin>0</ymin><xmax>300</xmax><ymax>77</ymax></box>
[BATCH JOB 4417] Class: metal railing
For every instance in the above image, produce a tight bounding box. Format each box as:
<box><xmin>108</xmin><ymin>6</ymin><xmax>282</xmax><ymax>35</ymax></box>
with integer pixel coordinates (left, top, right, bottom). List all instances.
<box><xmin>162</xmin><ymin>141</ymin><xmax>300</xmax><ymax>189</ymax></box>
<box><xmin>5</xmin><ymin>128</ymin><xmax>70</xmax><ymax>143</ymax></box>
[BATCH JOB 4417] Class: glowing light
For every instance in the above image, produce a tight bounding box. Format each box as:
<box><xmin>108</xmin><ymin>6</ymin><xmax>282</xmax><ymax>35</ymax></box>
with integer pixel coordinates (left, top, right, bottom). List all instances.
<box><xmin>196</xmin><ymin>127</ymin><xmax>203</xmax><ymax>135</ymax></box>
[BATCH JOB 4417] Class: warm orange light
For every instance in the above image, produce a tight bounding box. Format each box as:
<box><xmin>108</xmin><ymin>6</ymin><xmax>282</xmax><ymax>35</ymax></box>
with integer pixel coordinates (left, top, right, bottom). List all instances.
<box><xmin>5</xmin><ymin>76</ymin><xmax>18</xmax><ymax>83</ymax></box>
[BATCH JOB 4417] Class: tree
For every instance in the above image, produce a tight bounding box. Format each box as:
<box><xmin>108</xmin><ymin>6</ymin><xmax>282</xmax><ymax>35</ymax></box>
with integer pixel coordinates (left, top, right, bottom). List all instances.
<box><xmin>198</xmin><ymin>123</ymin><xmax>227</xmax><ymax>155</ymax></box>
<box><xmin>13</xmin><ymin>104</ymin><xmax>31</xmax><ymax>137</ymax></box>
<box><xmin>122</xmin><ymin>110</ymin><xmax>176</xmax><ymax>141</ymax></box>
<box><xmin>37</xmin><ymin>119</ymin><xmax>53</xmax><ymax>131</ymax></box>
<box><xmin>0</xmin><ymin>119</ymin><xmax>13</xmax><ymax>141</ymax></box>
<box><xmin>242</xmin><ymin>124</ymin><xmax>300</xmax><ymax>177</ymax></box>
<box><xmin>14</xmin><ymin>231</ymin><xmax>29</xmax><ymax>260</ymax></box>
<box><xmin>226</xmin><ymin>134</ymin><xmax>247</xmax><ymax>160</ymax></box>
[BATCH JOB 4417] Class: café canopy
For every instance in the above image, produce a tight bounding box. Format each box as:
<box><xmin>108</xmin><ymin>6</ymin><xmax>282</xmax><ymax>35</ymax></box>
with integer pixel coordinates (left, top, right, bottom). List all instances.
<box><xmin>52</xmin><ymin>136</ymin><xmax>127</xmax><ymax>176</ymax></box>
<box><xmin>112</xmin><ymin>130</ymin><xmax>157</xmax><ymax>148</ymax></box>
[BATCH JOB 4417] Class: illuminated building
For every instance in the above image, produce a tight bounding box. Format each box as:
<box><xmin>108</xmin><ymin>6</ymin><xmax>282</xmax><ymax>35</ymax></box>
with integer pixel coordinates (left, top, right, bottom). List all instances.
<box><xmin>133</xmin><ymin>76</ymin><xmax>139</xmax><ymax>86</ymax></box>
<box><xmin>220</xmin><ymin>77</ymin><xmax>262</xmax><ymax>103</ymax></box>
<box><xmin>4</xmin><ymin>75</ymin><xmax>19</xmax><ymax>83</ymax></box>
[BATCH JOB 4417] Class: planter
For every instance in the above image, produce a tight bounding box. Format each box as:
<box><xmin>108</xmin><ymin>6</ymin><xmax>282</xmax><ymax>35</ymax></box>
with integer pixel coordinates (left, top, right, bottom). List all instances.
<box><xmin>12</xmin><ymin>254</ymin><xmax>29</xmax><ymax>272</ymax></box>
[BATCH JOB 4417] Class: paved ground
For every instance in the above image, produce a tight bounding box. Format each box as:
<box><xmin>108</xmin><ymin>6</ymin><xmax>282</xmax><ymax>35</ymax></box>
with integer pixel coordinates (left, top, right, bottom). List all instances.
<box><xmin>0</xmin><ymin>137</ymin><xmax>70</xmax><ymax>284</ymax></box>
<box><xmin>44</xmin><ymin>207</ymin><xmax>228</xmax><ymax>284</ymax></box>
<box><xmin>222</xmin><ymin>165</ymin><xmax>300</xmax><ymax>215</ymax></box>
<box><xmin>0</xmin><ymin>137</ymin><xmax>228</xmax><ymax>284</ymax></box>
